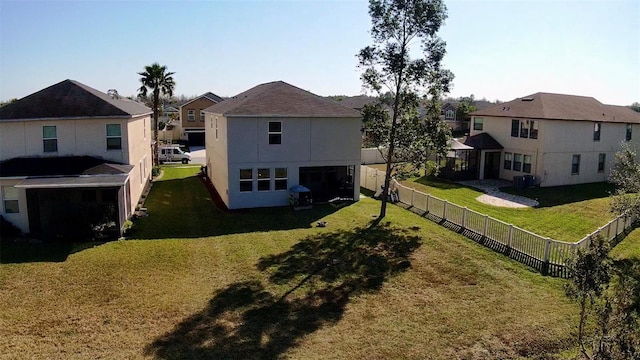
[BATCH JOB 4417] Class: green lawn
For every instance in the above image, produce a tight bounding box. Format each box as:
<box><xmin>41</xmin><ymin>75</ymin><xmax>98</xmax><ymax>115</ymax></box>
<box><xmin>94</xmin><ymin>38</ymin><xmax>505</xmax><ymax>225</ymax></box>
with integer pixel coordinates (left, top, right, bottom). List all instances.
<box><xmin>0</xmin><ymin>165</ymin><xmax>580</xmax><ymax>359</ymax></box>
<box><xmin>369</xmin><ymin>164</ymin><xmax>617</xmax><ymax>242</ymax></box>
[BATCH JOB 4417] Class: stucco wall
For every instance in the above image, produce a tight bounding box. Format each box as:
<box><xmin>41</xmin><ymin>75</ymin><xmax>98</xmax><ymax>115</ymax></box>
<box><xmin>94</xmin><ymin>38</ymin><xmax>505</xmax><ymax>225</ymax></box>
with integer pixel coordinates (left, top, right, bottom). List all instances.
<box><xmin>125</xmin><ymin>115</ymin><xmax>152</xmax><ymax>213</ymax></box>
<box><xmin>205</xmin><ymin>113</ymin><xmax>229</xmax><ymax>206</ymax></box>
<box><xmin>470</xmin><ymin>116</ymin><xmax>637</xmax><ymax>186</ymax></box>
<box><xmin>181</xmin><ymin>97</ymin><xmax>217</xmax><ymax>130</ymax></box>
<box><xmin>0</xmin><ymin>179</ymin><xmax>29</xmax><ymax>233</ymax></box>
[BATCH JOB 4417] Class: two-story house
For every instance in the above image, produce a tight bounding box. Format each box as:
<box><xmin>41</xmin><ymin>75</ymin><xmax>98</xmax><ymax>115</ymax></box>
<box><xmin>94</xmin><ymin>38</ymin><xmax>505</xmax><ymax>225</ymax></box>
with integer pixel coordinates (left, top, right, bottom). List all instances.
<box><xmin>459</xmin><ymin>92</ymin><xmax>640</xmax><ymax>187</ymax></box>
<box><xmin>179</xmin><ymin>92</ymin><xmax>224</xmax><ymax>146</ymax></box>
<box><xmin>0</xmin><ymin>79</ymin><xmax>152</xmax><ymax>239</ymax></box>
<box><xmin>203</xmin><ymin>81</ymin><xmax>362</xmax><ymax>209</ymax></box>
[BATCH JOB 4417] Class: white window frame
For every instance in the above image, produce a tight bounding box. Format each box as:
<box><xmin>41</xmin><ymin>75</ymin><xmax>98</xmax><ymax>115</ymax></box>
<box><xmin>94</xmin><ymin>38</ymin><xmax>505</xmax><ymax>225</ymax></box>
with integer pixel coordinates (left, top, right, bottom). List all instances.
<box><xmin>106</xmin><ymin>124</ymin><xmax>122</xmax><ymax>150</ymax></box>
<box><xmin>274</xmin><ymin>168</ymin><xmax>288</xmax><ymax>191</ymax></box>
<box><xmin>503</xmin><ymin>152</ymin><xmax>512</xmax><ymax>170</ymax></box>
<box><xmin>42</xmin><ymin>125</ymin><xmax>58</xmax><ymax>153</ymax></box>
<box><xmin>572</xmin><ymin>154</ymin><xmax>581</xmax><ymax>175</ymax></box>
<box><xmin>268</xmin><ymin>121</ymin><xmax>282</xmax><ymax>145</ymax></box>
<box><xmin>187</xmin><ymin>109</ymin><xmax>195</xmax><ymax>121</ymax></box>
<box><xmin>598</xmin><ymin>153</ymin><xmax>606</xmax><ymax>173</ymax></box>
<box><xmin>626</xmin><ymin>124</ymin><xmax>632</xmax><ymax>141</ymax></box>
<box><xmin>239</xmin><ymin>169</ymin><xmax>253</xmax><ymax>192</ymax></box>
<box><xmin>523</xmin><ymin>155</ymin><xmax>532</xmax><ymax>174</ymax></box>
<box><xmin>473</xmin><ymin>117</ymin><xmax>483</xmax><ymax>131</ymax></box>
<box><xmin>257</xmin><ymin>168</ymin><xmax>271</xmax><ymax>191</ymax></box>
<box><xmin>513</xmin><ymin>153</ymin><xmax>522</xmax><ymax>172</ymax></box>
<box><xmin>593</xmin><ymin>122</ymin><xmax>601</xmax><ymax>142</ymax></box>
<box><xmin>2</xmin><ymin>186</ymin><xmax>19</xmax><ymax>214</ymax></box>
<box><xmin>200</xmin><ymin>110</ymin><xmax>205</xmax><ymax>122</ymax></box>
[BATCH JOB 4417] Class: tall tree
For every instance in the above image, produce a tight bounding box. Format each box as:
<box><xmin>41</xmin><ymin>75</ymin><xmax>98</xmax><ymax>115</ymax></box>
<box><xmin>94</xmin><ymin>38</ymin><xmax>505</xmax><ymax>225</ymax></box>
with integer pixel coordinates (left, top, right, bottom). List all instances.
<box><xmin>358</xmin><ymin>0</ymin><xmax>454</xmax><ymax>221</ymax></box>
<box><xmin>610</xmin><ymin>142</ymin><xmax>640</xmax><ymax>218</ymax></box>
<box><xmin>138</xmin><ymin>63</ymin><xmax>176</xmax><ymax>165</ymax></box>
<box><xmin>629</xmin><ymin>102</ymin><xmax>640</xmax><ymax>113</ymax></box>
<box><xmin>455</xmin><ymin>94</ymin><xmax>477</xmax><ymax>122</ymax></box>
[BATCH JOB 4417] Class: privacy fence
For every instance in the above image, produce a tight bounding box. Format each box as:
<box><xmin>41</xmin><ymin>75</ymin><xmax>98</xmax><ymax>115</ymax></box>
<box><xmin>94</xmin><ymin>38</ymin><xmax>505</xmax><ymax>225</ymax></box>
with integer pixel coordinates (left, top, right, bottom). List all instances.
<box><xmin>360</xmin><ymin>166</ymin><xmax>637</xmax><ymax>277</ymax></box>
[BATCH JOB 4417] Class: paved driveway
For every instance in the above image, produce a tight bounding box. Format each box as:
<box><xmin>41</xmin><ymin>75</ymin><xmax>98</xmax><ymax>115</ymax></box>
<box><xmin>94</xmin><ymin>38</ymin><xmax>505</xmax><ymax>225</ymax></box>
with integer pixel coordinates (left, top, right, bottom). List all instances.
<box><xmin>189</xmin><ymin>146</ymin><xmax>206</xmax><ymax>165</ymax></box>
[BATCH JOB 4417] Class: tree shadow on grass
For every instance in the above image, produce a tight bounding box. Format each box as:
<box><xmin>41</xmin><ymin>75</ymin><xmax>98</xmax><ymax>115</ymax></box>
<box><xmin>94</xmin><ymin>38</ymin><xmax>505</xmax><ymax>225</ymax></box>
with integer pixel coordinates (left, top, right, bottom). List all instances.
<box><xmin>144</xmin><ymin>222</ymin><xmax>421</xmax><ymax>359</ymax></box>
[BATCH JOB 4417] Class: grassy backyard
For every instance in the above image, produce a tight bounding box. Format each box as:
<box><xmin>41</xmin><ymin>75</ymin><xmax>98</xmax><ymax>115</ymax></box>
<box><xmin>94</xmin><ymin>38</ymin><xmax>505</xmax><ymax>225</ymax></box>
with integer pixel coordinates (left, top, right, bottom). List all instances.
<box><xmin>0</xmin><ymin>165</ymin><xmax>581</xmax><ymax>359</ymax></box>
<box><xmin>368</xmin><ymin>164</ymin><xmax>618</xmax><ymax>242</ymax></box>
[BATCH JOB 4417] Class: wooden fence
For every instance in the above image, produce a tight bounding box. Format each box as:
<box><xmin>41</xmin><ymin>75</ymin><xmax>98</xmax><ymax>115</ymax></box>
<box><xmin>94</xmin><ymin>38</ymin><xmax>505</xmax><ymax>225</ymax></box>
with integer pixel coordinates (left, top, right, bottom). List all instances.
<box><xmin>360</xmin><ymin>166</ymin><xmax>636</xmax><ymax>277</ymax></box>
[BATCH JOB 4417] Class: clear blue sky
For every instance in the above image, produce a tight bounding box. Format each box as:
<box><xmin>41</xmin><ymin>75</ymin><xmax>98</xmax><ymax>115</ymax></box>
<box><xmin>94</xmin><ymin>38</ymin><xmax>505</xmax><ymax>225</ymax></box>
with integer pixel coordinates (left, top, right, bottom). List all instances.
<box><xmin>1</xmin><ymin>0</ymin><xmax>638</xmax><ymax>105</ymax></box>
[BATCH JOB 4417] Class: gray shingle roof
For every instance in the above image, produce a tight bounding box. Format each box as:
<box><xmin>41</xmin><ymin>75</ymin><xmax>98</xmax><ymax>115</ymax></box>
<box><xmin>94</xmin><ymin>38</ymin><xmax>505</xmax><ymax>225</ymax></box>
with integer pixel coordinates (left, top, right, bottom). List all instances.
<box><xmin>0</xmin><ymin>156</ymin><xmax>126</xmax><ymax>177</ymax></box>
<box><xmin>0</xmin><ymin>79</ymin><xmax>151</xmax><ymax>121</ymax></box>
<box><xmin>204</xmin><ymin>81</ymin><xmax>361</xmax><ymax>118</ymax></box>
<box><xmin>470</xmin><ymin>92</ymin><xmax>640</xmax><ymax>123</ymax></box>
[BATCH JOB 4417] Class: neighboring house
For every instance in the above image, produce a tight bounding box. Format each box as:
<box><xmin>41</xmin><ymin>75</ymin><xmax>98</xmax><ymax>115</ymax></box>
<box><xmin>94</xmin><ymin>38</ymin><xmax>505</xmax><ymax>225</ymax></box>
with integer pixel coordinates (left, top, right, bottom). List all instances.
<box><xmin>159</xmin><ymin>103</ymin><xmax>180</xmax><ymax>143</ymax></box>
<box><xmin>443</xmin><ymin>92</ymin><xmax>640</xmax><ymax>186</ymax></box>
<box><xmin>204</xmin><ymin>81</ymin><xmax>362</xmax><ymax>209</ymax></box>
<box><xmin>0</xmin><ymin>79</ymin><xmax>152</xmax><ymax>239</ymax></box>
<box><xmin>179</xmin><ymin>92</ymin><xmax>224</xmax><ymax>146</ymax></box>
<box><xmin>338</xmin><ymin>95</ymin><xmax>377</xmax><ymax>111</ymax></box>
<box><xmin>440</xmin><ymin>102</ymin><xmax>462</xmax><ymax>130</ymax></box>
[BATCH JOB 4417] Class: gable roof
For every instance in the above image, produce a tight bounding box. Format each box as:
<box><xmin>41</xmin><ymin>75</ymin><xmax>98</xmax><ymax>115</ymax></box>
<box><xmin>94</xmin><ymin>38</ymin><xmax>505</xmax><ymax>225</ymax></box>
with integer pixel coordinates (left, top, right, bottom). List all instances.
<box><xmin>179</xmin><ymin>92</ymin><xmax>224</xmax><ymax>108</ymax></box>
<box><xmin>463</xmin><ymin>133</ymin><xmax>503</xmax><ymax>150</ymax></box>
<box><xmin>470</xmin><ymin>92</ymin><xmax>640</xmax><ymax>124</ymax></box>
<box><xmin>0</xmin><ymin>79</ymin><xmax>151</xmax><ymax>121</ymax></box>
<box><xmin>338</xmin><ymin>95</ymin><xmax>377</xmax><ymax>110</ymax></box>
<box><xmin>204</xmin><ymin>81</ymin><xmax>361</xmax><ymax>118</ymax></box>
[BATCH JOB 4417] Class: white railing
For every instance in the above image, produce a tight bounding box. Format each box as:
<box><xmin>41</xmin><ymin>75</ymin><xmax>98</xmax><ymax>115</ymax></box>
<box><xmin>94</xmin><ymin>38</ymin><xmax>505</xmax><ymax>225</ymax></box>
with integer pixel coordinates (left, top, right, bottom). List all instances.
<box><xmin>360</xmin><ymin>165</ymin><xmax>637</xmax><ymax>277</ymax></box>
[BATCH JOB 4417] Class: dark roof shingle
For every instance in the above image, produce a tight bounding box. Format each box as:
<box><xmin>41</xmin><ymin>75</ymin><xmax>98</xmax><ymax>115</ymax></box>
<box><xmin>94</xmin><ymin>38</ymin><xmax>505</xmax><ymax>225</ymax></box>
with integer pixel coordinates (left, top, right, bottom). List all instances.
<box><xmin>204</xmin><ymin>81</ymin><xmax>361</xmax><ymax>118</ymax></box>
<box><xmin>470</xmin><ymin>92</ymin><xmax>640</xmax><ymax>123</ymax></box>
<box><xmin>0</xmin><ymin>156</ymin><xmax>128</xmax><ymax>177</ymax></box>
<box><xmin>0</xmin><ymin>79</ymin><xmax>151</xmax><ymax>121</ymax></box>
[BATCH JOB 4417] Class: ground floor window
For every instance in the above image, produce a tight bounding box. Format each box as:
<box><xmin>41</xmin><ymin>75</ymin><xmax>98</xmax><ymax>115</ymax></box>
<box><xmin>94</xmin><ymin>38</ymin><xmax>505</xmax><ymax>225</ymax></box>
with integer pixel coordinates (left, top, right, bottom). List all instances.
<box><xmin>2</xmin><ymin>186</ymin><xmax>19</xmax><ymax>213</ymax></box>
<box><xmin>275</xmin><ymin>168</ymin><xmax>288</xmax><ymax>190</ymax></box>
<box><xmin>572</xmin><ymin>154</ymin><xmax>581</xmax><ymax>175</ymax></box>
<box><xmin>240</xmin><ymin>169</ymin><xmax>252</xmax><ymax>192</ymax></box>
<box><xmin>523</xmin><ymin>155</ymin><xmax>532</xmax><ymax>173</ymax></box>
<box><xmin>504</xmin><ymin>152</ymin><xmax>512</xmax><ymax>170</ymax></box>
<box><xmin>598</xmin><ymin>153</ymin><xmax>606</xmax><ymax>173</ymax></box>
<box><xmin>257</xmin><ymin>168</ymin><xmax>271</xmax><ymax>191</ymax></box>
<box><xmin>513</xmin><ymin>153</ymin><xmax>522</xmax><ymax>172</ymax></box>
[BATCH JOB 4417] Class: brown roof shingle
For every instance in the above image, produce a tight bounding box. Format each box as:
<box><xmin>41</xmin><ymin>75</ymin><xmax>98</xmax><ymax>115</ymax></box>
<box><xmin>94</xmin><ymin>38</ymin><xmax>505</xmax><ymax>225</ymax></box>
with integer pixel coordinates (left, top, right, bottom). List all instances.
<box><xmin>470</xmin><ymin>92</ymin><xmax>640</xmax><ymax>124</ymax></box>
<box><xmin>204</xmin><ymin>81</ymin><xmax>361</xmax><ymax>118</ymax></box>
<box><xmin>0</xmin><ymin>79</ymin><xmax>151</xmax><ymax>121</ymax></box>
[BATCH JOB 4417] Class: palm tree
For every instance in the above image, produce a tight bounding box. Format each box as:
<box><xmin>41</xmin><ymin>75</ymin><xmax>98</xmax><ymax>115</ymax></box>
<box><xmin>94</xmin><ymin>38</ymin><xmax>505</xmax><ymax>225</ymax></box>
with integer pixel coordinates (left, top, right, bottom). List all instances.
<box><xmin>138</xmin><ymin>63</ymin><xmax>176</xmax><ymax>165</ymax></box>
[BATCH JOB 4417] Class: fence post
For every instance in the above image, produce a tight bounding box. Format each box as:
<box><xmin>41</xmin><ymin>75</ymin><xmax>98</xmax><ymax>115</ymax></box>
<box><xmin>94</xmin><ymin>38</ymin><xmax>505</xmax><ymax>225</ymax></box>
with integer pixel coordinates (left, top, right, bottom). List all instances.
<box><xmin>426</xmin><ymin>194</ymin><xmax>431</xmax><ymax>214</ymax></box>
<box><xmin>411</xmin><ymin>189</ymin><xmax>415</xmax><ymax>207</ymax></box>
<box><xmin>543</xmin><ymin>237</ymin><xmax>552</xmax><ymax>276</ymax></box>
<box><xmin>483</xmin><ymin>215</ymin><xmax>489</xmax><ymax>239</ymax></box>
<box><xmin>507</xmin><ymin>224</ymin><xmax>514</xmax><ymax>250</ymax></box>
<box><xmin>462</xmin><ymin>207</ymin><xmax>467</xmax><ymax>229</ymax></box>
<box><xmin>615</xmin><ymin>215</ymin><xmax>620</xmax><ymax>237</ymax></box>
<box><xmin>443</xmin><ymin>200</ymin><xmax>448</xmax><ymax>220</ymax></box>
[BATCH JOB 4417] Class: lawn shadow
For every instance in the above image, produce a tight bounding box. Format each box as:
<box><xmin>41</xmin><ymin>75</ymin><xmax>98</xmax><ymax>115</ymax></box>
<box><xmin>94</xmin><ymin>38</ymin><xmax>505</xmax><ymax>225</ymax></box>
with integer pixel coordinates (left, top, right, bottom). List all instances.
<box><xmin>0</xmin><ymin>239</ymin><xmax>106</xmax><ymax>264</ymax></box>
<box><xmin>415</xmin><ymin>175</ymin><xmax>466</xmax><ymax>190</ymax></box>
<box><xmin>144</xmin><ymin>222</ymin><xmax>421</xmax><ymax>359</ymax></box>
<box><xmin>500</xmin><ymin>182</ymin><xmax>617</xmax><ymax>208</ymax></box>
<box><xmin>132</xmin><ymin>174</ymin><xmax>350</xmax><ymax>240</ymax></box>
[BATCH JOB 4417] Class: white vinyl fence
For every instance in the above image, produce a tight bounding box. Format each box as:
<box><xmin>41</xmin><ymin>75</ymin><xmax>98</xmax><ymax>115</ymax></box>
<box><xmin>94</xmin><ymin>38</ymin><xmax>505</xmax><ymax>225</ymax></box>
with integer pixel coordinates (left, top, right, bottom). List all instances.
<box><xmin>360</xmin><ymin>166</ymin><xmax>637</xmax><ymax>277</ymax></box>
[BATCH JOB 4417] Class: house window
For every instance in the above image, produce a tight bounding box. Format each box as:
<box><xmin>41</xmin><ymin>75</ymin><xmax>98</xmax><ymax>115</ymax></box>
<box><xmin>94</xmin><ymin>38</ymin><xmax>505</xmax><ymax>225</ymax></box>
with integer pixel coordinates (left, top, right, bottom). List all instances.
<box><xmin>445</xmin><ymin>109</ymin><xmax>455</xmax><ymax>119</ymax></box>
<box><xmin>504</xmin><ymin>152</ymin><xmax>512</xmax><ymax>170</ymax></box>
<box><xmin>511</xmin><ymin>120</ymin><xmax>519</xmax><ymax>137</ymax></box>
<box><xmin>215</xmin><ymin>118</ymin><xmax>218</xmax><ymax>140</ymax></box>
<box><xmin>519</xmin><ymin>120</ymin><xmax>529</xmax><ymax>138</ymax></box>
<box><xmin>523</xmin><ymin>155</ymin><xmax>532</xmax><ymax>174</ymax></box>
<box><xmin>106</xmin><ymin>124</ymin><xmax>122</xmax><ymax>150</ymax></box>
<box><xmin>200</xmin><ymin>110</ymin><xmax>205</xmax><ymax>121</ymax></box>
<box><xmin>473</xmin><ymin>118</ymin><xmax>483</xmax><ymax>131</ymax></box>
<box><xmin>2</xmin><ymin>186</ymin><xmax>19</xmax><ymax>213</ymax></box>
<box><xmin>42</xmin><ymin>125</ymin><xmax>57</xmax><ymax>152</ymax></box>
<box><xmin>598</xmin><ymin>153</ymin><xmax>606</xmax><ymax>173</ymax></box>
<box><xmin>572</xmin><ymin>154</ymin><xmax>581</xmax><ymax>175</ymax></box>
<box><xmin>274</xmin><ymin>168</ymin><xmax>288</xmax><ymax>190</ymax></box>
<box><xmin>513</xmin><ymin>153</ymin><xmax>522</xmax><ymax>172</ymax></box>
<box><xmin>187</xmin><ymin>109</ymin><xmax>195</xmax><ymax>121</ymax></box>
<box><xmin>257</xmin><ymin>168</ymin><xmax>271</xmax><ymax>191</ymax></box>
<box><xmin>529</xmin><ymin>120</ymin><xmax>538</xmax><ymax>139</ymax></box>
<box><xmin>593</xmin><ymin>122</ymin><xmax>601</xmax><ymax>141</ymax></box>
<box><xmin>626</xmin><ymin>124</ymin><xmax>632</xmax><ymax>141</ymax></box>
<box><xmin>239</xmin><ymin>169</ymin><xmax>252</xmax><ymax>192</ymax></box>
<box><xmin>268</xmin><ymin>121</ymin><xmax>282</xmax><ymax>144</ymax></box>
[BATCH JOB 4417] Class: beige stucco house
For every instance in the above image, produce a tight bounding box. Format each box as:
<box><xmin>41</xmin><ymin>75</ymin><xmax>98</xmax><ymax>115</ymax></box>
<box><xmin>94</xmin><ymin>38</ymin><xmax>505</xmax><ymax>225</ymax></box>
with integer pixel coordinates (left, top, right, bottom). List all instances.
<box><xmin>450</xmin><ymin>92</ymin><xmax>640</xmax><ymax>187</ymax></box>
<box><xmin>204</xmin><ymin>81</ymin><xmax>362</xmax><ymax>209</ymax></box>
<box><xmin>0</xmin><ymin>79</ymin><xmax>152</xmax><ymax>239</ymax></box>
<box><xmin>179</xmin><ymin>92</ymin><xmax>224</xmax><ymax>145</ymax></box>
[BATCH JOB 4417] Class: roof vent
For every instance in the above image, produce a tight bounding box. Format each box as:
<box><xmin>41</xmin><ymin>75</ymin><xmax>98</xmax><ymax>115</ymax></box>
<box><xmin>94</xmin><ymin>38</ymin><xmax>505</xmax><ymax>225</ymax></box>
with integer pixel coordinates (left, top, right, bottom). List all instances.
<box><xmin>521</xmin><ymin>97</ymin><xmax>534</xmax><ymax>102</ymax></box>
<box><xmin>502</xmin><ymin>106</ymin><xmax>511</xmax><ymax>111</ymax></box>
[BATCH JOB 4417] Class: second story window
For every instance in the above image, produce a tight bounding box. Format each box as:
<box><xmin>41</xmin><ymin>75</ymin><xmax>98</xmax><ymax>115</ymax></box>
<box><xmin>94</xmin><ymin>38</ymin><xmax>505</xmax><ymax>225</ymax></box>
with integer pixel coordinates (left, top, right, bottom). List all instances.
<box><xmin>187</xmin><ymin>109</ymin><xmax>195</xmax><ymax>121</ymax></box>
<box><xmin>519</xmin><ymin>120</ymin><xmax>529</xmax><ymax>138</ymax></box>
<box><xmin>473</xmin><ymin>117</ymin><xmax>483</xmax><ymax>131</ymax></box>
<box><xmin>445</xmin><ymin>109</ymin><xmax>454</xmax><ymax>119</ymax></box>
<box><xmin>511</xmin><ymin>120</ymin><xmax>519</xmax><ymax>137</ymax></box>
<box><xmin>529</xmin><ymin>120</ymin><xmax>538</xmax><ymax>139</ymax></box>
<box><xmin>42</xmin><ymin>125</ymin><xmax>57</xmax><ymax>152</ymax></box>
<box><xmin>593</xmin><ymin>122</ymin><xmax>601</xmax><ymax>141</ymax></box>
<box><xmin>626</xmin><ymin>124</ymin><xmax>632</xmax><ymax>141</ymax></box>
<box><xmin>200</xmin><ymin>110</ymin><xmax>205</xmax><ymax>122</ymax></box>
<box><xmin>268</xmin><ymin>121</ymin><xmax>282</xmax><ymax>144</ymax></box>
<box><xmin>106</xmin><ymin>124</ymin><xmax>122</xmax><ymax>150</ymax></box>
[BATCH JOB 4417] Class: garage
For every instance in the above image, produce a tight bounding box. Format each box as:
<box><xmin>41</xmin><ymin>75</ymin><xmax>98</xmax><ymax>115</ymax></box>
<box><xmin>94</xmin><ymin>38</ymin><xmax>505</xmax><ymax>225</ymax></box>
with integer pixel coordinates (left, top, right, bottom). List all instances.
<box><xmin>186</xmin><ymin>131</ymin><xmax>205</xmax><ymax>146</ymax></box>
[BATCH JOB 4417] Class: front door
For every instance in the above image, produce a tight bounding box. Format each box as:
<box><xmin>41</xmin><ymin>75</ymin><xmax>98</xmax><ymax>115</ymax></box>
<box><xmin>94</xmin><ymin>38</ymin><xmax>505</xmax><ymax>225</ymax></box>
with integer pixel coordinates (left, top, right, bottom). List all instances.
<box><xmin>483</xmin><ymin>152</ymin><xmax>501</xmax><ymax>179</ymax></box>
